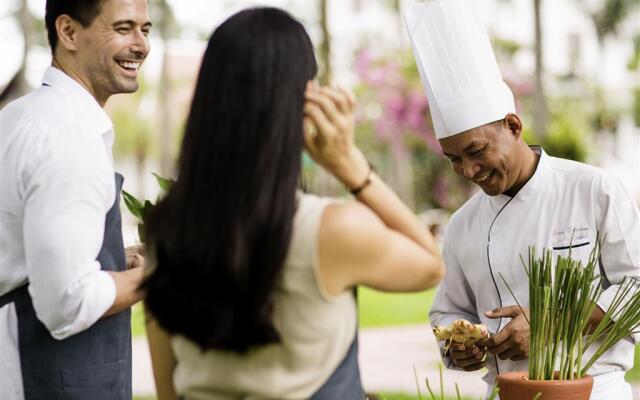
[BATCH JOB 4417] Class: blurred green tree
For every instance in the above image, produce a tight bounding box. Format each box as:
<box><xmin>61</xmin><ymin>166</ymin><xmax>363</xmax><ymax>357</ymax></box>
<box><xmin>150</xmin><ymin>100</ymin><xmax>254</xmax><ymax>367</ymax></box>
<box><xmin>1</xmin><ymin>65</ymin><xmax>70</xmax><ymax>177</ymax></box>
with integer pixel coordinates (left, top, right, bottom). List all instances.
<box><xmin>318</xmin><ymin>0</ymin><xmax>332</xmax><ymax>85</ymax></box>
<box><xmin>532</xmin><ymin>0</ymin><xmax>549</xmax><ymax>141</ymax></box>
<box><xmin>0</xmin><ymin>0</ymin><xmax>44</xmax><ymax>107</ymax></box>
<box><xmin>589</xmin><ymin>0</ymin><xmax>640</xmax><ymax>42</ymax></box>
<box><xmin>149</xmin><ymin>0</ymin><xmax>179</xmax><ymax>176</ymax></box>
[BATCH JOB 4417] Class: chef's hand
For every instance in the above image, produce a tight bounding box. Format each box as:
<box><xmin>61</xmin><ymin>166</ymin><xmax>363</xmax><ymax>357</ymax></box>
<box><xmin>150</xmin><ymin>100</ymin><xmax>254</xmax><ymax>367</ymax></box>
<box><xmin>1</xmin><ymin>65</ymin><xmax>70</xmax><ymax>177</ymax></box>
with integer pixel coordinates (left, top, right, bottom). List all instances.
<box><xmin>125</xmin><ymin>244</ymin><xmax>145</xmax><ymax>270</ymax></box>
<box><xmin>485</xmin><ymin>305</ymin><xmax>530</xmax><ymax>361</ymax></box>
<box><xmin>449</xmin><ymin>341</ymin><xmax>487</xmax><ymax>371</ymax></box>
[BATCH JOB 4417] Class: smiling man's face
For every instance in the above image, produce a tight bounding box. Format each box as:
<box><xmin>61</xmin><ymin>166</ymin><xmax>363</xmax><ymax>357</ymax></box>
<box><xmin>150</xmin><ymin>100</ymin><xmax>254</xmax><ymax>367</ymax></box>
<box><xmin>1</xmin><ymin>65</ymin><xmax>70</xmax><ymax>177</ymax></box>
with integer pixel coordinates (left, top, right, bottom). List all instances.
<box><xmin>74</xmin><ymin>0</ymin><xmax>151</xmax><ymax>103</ymax></box>
<box><xmin>439</xmin><ymin>117</ymin><xmax>524</xmax><ymax>196</ymax></box>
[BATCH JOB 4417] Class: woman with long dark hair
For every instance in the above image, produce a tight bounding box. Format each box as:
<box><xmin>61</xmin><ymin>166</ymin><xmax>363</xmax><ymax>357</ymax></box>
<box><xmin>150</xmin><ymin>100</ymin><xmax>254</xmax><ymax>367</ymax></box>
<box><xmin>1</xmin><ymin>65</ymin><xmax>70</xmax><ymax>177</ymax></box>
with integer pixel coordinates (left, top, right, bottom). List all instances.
<box><xmin>144</xmin><ymin>7</ymin><xmax>444</xmax><ymax>400</ymax></box>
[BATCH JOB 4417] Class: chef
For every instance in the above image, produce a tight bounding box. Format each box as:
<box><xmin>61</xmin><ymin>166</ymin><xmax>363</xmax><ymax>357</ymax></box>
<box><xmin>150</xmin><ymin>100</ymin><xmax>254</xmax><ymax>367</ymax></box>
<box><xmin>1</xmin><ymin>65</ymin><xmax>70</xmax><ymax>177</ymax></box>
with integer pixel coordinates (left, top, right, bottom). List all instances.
<box><xmin>404</xmin><ymin>0</ymin><xmax>640</xmax><ymax>398</ymax></box>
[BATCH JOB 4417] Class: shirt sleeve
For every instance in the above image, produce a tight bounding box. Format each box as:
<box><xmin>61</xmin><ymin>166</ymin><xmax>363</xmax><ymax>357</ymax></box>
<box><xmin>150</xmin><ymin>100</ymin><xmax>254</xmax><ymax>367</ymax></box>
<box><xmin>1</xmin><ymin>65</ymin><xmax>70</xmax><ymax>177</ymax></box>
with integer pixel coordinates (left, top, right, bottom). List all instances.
<box><xmin>594</xmin><ymin>173</ymin><xmax>640</xmax><ymax>344</ymax></box>
<box><xmin>429</xmin><ymin>222</ymin><xmax>481</xmax><ymax>370</ymax></box>
<box><xmin>20</xmin><ymin>118</ymin><xmax>116</xmax><ymax>340</ymax></box>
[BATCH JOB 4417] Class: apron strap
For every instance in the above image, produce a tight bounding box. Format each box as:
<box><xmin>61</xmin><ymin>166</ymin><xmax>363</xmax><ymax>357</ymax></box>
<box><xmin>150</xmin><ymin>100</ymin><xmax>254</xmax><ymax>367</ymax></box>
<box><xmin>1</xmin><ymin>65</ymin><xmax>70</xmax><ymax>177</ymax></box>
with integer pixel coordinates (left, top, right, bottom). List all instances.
<box><xmin>0</xmin><ymin>284</ymin><xmax>28</xmax><ymax>309</ymax></box>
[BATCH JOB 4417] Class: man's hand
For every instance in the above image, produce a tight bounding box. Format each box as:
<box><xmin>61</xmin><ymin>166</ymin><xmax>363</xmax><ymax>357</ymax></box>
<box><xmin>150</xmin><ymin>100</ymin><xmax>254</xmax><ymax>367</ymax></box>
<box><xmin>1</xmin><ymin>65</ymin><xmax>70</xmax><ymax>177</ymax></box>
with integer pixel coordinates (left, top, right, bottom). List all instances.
<box><xmin>125</xmin><ymin>244</ymin><xmax>145</xmax><ymax>269</ymax></box>
<box><xmin>585</xmin><ymin>304</ymin><xmax>606</xmax><ymax>334</ymax></box>
<box><xmin>485</xmin><ymin>305</ymin><xmax>530</xmax><ymax>361</ymax></box>
<box><xmin>449</xmin><ymin>341</ymin><xmax>487</xmax><ymax>371</ymax></box>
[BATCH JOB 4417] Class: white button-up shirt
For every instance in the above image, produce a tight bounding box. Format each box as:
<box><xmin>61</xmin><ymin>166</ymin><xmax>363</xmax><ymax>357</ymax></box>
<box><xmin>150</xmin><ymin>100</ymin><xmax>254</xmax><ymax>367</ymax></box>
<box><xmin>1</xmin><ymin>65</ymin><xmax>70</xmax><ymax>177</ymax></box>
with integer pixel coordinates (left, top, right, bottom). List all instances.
<box><xmin>430</xmin><ymin>148</ymin><xmax>640</xmax><ymax>399</ymax></box>
<box><xmin>0</xmin><ymin>66</ymin><xmax>117</xmax><ymax>399</ymax></box>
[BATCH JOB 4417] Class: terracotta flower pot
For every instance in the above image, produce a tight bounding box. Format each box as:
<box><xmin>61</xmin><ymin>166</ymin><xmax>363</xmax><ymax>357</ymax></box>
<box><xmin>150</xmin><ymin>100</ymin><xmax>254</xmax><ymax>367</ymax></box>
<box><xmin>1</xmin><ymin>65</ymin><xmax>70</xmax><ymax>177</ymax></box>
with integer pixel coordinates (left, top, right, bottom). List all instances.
<box><xmin>496</xmin><ymin>371</ymin><xmax>593</xmax><ymax>400</ymax></box>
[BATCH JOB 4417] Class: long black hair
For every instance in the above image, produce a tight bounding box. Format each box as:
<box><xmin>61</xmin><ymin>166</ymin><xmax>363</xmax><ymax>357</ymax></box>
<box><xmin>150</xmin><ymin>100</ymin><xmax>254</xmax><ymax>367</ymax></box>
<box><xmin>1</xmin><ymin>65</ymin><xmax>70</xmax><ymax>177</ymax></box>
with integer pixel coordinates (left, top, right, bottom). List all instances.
<box><xmin>142</xmin><ymin>7</ymin><xmax>317</xmax><ymax>353</ymax></box>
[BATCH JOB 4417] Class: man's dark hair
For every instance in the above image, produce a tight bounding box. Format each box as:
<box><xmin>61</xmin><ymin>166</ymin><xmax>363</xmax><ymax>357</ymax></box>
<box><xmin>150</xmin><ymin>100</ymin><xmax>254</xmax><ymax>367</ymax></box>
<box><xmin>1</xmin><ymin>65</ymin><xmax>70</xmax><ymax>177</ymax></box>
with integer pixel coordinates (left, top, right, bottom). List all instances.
<box><xmin>45</xmin><ymin>0</ymin><xmax>104</xmax><ymax>52</ymax></box>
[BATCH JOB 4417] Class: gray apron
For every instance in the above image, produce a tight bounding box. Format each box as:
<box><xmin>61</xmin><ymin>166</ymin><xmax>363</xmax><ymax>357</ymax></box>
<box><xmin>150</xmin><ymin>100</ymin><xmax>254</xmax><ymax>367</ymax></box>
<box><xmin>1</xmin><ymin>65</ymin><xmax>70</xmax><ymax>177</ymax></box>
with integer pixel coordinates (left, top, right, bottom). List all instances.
<box><xmin>311</xmin><ymin>286</ymin><xmax>364</xmax><ymax>399</ymax></box>
<box><xmin>310</xmin><ymin>332</ymin><xmax>365</xmax><ymax>399</ymax></box>
<box><xmin>0</xmin><ymin>173</ymin><xmax>132</xmax><ymax>400</ymax></box>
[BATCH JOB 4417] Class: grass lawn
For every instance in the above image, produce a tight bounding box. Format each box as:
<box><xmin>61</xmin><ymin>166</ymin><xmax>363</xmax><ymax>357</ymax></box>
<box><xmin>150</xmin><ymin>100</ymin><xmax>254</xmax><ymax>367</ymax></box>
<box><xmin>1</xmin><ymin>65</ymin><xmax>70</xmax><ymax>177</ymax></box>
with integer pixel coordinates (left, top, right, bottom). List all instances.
<box><xmin>130</xmin><ymin>286</ymin><xmax>438</xmax><ymax>338</ymax></box>
<box><xmin>134</xmin><ymin>394</ymin><xmax>470</xmax><ymax>400</ymax></box>
<box><xmin>628</xmin><ymin>345</ymin><xmax>640</xmax><ymax>381</ymax></box>
<box><xmin>357</xmin><ymin>287</ymin><xmax>436</xmax><ymax>327</ymax></box>
<box><xmin>377</xmin><ymin>394</ymin><xmax>474</xmax><ymax>400</ymax></box>
<box><xmin>134</xmin><ymin>395</ymin><xmax>471</xmax><ymax>400</ymax></box>
<box><xmin>131</xmin><ymin>302</ymin><xmax>146</xmax><ymax>337</ymax></box>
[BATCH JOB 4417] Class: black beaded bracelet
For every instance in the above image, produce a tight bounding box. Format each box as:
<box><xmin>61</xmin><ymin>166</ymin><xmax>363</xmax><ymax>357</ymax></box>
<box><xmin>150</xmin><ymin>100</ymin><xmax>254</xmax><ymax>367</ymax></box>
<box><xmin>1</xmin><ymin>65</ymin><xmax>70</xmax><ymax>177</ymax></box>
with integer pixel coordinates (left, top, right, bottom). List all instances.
<box><xmin>348</xmin><ymin>162</ymin><xmax>375</xmax><ymax>196</ymax></box>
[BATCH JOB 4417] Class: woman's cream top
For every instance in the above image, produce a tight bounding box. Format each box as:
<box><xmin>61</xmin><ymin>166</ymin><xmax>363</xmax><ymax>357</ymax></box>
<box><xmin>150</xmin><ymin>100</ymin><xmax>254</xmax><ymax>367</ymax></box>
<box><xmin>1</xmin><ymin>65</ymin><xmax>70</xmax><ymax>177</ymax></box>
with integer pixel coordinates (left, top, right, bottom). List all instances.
<box><xmin>171</xmin><ymin>193</ymin><xmax>358</xmax><ymax>399</ymax></box>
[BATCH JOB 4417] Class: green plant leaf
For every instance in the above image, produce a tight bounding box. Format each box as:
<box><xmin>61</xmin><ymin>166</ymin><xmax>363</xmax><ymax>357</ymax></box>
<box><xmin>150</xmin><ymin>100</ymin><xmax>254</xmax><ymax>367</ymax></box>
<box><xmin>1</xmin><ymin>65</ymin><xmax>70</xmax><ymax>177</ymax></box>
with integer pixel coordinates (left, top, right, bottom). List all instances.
<box><xmin>412</xmin><ymin>364</ymin><xmax>423</xmax><ymax>400</ymax></box>
<box><xmin>140</xmin><ymin>200</ymin><xmax>155</xmax><ymax>221</ymax></box>
<box><xmin>152</xmin><ymin>172</ymin><xmax>175</xmax><ymax>191</ymax></box>
<box><xmin>122</xmin><ymin>190</ymin><xmax>144</xmax><ymax>219</ymax></box>
<box><xmin>487</xmin><ymin>386</ymin><xmax>499</xmax><ymax>400</ymax></box>
<box><xmin>137</xmin><ymin>223</ymin><xmax>145</xmax><ymax>244</ymax></box>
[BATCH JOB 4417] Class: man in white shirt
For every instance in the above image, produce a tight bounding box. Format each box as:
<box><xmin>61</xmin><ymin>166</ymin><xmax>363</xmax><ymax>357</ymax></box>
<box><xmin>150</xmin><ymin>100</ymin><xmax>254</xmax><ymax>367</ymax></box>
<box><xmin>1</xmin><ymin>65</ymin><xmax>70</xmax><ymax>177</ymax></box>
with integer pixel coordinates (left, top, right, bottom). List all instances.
<box><xmin>405</xmin><ymin>0</ymin><xmax>640</xmax><ymax>398</ymax></box>
<box><xmin>0</xmin><ymin>0</ymin><xmax>151</xmax><ymax>398</ymax></box>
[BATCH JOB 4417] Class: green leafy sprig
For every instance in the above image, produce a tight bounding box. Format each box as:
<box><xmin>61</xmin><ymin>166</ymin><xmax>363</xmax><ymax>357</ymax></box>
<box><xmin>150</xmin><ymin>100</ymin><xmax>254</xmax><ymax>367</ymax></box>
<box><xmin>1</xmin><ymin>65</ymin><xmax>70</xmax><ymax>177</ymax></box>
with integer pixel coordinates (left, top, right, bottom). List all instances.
<box><xmin>122</xmin><ymin>173</ymin><xmax>175</xmax><ymax>242</ymax></box>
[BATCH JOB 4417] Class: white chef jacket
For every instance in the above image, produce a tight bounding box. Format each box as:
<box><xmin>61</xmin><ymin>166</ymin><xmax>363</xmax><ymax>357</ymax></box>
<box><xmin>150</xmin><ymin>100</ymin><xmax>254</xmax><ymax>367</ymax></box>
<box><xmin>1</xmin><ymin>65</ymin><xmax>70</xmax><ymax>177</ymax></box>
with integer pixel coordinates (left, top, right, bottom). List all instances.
<box><xmin>0</xmin><ymin>66</ymin><xmax>117</xmax><ymax>399</ymax></box>
<box><xmin>430</xmin><ymin>148</ymin><xmax>640</xmax><ymax>399</ymax></box>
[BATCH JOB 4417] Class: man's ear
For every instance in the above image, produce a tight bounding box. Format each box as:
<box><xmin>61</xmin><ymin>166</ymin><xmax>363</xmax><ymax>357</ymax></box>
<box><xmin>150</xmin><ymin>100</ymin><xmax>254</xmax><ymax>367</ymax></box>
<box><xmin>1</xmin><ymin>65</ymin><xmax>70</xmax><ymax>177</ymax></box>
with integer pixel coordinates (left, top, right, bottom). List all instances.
<box><xmin>504</xmin><ymin>113</ymin><xmax>523</xmax><ymax>139</ymax></box>
<box><xmin>55</xmin><ymin>15</ymin><xmax>81</xmax><ymax>52</ymax></box>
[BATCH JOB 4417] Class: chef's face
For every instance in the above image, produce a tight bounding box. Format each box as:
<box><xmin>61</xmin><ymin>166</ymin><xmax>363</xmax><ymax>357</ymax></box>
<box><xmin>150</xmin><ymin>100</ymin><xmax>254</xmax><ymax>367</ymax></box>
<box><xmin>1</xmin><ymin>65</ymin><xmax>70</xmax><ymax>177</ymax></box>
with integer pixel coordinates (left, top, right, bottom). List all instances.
<box><xmin>440</xmin><ymin>114</ymin><xmax>524</xmax><ymax>196</ymax></box>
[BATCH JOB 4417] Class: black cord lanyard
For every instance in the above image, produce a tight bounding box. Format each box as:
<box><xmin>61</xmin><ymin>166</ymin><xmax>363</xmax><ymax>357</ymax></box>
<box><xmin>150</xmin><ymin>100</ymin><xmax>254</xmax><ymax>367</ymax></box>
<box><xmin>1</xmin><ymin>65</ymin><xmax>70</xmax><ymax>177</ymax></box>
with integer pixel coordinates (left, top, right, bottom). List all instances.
<box><xmin>486</xmin><ymin>196</ymin><xmax>515</xmax><ymax>375</ymax></box>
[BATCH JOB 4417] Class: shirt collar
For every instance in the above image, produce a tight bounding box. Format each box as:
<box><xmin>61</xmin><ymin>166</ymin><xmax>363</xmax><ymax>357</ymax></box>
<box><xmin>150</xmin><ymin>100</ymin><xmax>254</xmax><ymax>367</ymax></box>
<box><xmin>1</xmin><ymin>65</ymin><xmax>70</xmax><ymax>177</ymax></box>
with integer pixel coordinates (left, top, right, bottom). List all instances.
<box><xmin>488</xmin><ymin>146</ymin><xmax>548</xmax><ymax>207</ymax></box>
<box><xmin>41</xmin><ymin>66</ymin><xmax>113</xmax><ymax>137</ymax></box>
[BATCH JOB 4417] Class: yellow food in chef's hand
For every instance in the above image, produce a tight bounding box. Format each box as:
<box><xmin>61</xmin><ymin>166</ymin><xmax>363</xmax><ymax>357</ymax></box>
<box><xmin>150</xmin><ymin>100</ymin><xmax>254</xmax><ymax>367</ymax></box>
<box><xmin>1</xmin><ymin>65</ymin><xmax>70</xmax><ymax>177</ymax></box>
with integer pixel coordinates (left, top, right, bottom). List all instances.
<box><xmin>432</xmin><ymin>319</ymin><xmax>489</xmax><ymax>347</ymax></box>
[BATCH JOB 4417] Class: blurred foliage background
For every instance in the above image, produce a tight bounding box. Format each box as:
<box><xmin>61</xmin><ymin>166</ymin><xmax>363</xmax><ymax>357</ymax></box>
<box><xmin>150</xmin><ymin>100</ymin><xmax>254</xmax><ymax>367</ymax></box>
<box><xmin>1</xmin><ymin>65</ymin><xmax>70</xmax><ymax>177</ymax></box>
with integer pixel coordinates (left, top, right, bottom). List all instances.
<box><xmin>1</xmin><ymin>0</ymin><xmax>638</xmax><ymax>213</ymax></box>
<box><xmin>1</xmin><ymin>0</ymin><xmax>639</xmax><ymax>397</ymax></box>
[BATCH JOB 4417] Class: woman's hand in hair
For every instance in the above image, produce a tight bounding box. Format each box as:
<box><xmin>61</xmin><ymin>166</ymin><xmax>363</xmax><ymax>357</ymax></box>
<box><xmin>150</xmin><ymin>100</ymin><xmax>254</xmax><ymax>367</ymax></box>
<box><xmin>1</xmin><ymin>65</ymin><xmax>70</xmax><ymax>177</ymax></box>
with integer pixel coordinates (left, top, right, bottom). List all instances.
<box><xmin>305</xmin><ymin>86</ymin><xmax>444</xmax><ymax>294</ymax></box>
<box><xmin>303</xmin><ymin>85</ymin><xmax>369</xmax><ymax>188</ymax></box>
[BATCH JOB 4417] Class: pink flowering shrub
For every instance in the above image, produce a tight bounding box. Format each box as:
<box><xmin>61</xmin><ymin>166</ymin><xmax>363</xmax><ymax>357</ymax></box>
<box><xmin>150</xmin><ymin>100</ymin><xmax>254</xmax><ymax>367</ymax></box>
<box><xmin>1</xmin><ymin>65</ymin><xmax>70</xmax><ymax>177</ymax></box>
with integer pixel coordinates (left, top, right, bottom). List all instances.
<box><xmin>351</xmin><ymin>48</ymin><xmax>541</xmax><ymax>211</ymax></box>
<box><xmin>353</xmin><ymin>48</ymin><xmax>472</xmax><ymax>211</ymax></box>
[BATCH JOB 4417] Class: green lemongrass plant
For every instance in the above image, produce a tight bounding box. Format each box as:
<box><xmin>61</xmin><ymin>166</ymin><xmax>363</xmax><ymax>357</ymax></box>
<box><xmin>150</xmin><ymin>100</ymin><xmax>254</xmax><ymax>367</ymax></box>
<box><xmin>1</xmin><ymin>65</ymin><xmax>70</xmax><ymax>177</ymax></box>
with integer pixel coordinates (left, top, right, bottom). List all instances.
<box><xmin>412</xmin><ymin>363</ymin><xmax>499</xmax><ymax>400</ymax></box>
<box><xmin>580</xmin><ymin>275</ymin><xmax>640</xmax><ymax>372</ymax></box>
<box><xmin>500</xmin><ymin>241</ymin><xmax>640</xmax><ymax>381</ymax></box>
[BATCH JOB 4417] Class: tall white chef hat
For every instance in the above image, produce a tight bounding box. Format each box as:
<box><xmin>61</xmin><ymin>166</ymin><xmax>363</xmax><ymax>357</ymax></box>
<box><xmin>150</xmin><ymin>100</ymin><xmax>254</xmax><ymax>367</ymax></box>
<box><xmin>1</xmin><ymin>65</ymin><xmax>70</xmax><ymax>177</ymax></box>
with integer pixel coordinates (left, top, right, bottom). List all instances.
<box><xmin>404</xmin><ymin>0</ymin><xmax>515</xmax><ymax>139</ymax></box>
